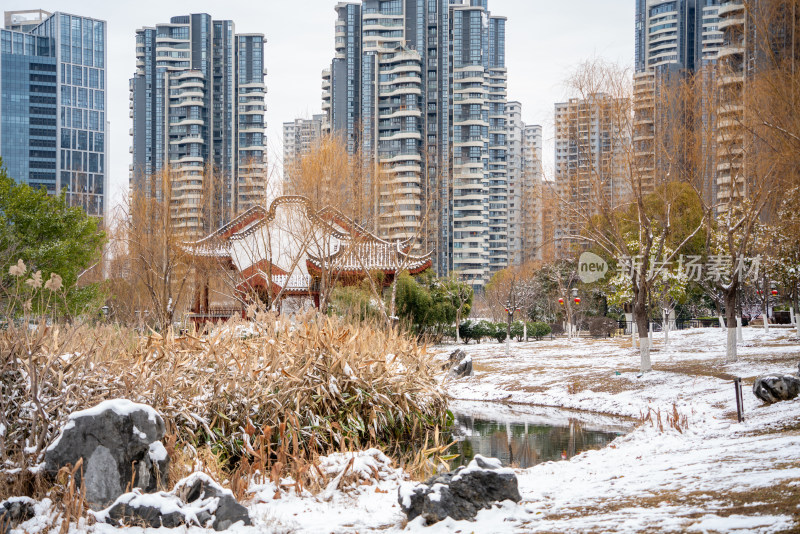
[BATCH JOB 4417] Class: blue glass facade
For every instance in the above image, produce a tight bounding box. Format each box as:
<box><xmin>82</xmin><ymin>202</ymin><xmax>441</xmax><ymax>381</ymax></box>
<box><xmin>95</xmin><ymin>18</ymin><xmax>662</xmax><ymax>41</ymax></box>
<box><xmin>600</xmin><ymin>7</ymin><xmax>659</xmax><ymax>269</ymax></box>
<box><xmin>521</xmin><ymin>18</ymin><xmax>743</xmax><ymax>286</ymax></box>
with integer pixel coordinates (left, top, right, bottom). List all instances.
<box><xmin>0</xmin><ymin>12</ymin><xmax>107</xmax><ymax>217</ymax></box>
<box><xmin>1</xmin><ymin>39</ymin><xmax>57</xmax><ymax>192</ymax></box>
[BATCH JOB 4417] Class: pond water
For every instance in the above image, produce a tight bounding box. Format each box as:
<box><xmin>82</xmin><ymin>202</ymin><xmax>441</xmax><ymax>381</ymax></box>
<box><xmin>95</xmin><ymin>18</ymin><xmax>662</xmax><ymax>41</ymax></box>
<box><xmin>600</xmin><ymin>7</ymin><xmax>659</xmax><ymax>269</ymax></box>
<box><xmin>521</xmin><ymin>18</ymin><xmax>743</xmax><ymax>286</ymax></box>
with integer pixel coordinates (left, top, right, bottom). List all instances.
<box><xmin>447</xmin><ymin>400</ymin><xmax>633</xmax><ymax>470</ymax></box>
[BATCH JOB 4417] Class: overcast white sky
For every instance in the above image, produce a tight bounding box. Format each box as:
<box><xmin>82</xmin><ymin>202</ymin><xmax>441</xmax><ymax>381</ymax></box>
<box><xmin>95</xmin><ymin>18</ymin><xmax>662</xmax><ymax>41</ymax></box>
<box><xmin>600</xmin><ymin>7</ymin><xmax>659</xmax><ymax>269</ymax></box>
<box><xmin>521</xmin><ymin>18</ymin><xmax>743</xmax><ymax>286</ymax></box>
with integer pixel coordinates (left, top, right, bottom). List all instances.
<box><xmin>5</xmin><ymin>0</ymin><xmax>633</xmax><ymax>213</ymax></box>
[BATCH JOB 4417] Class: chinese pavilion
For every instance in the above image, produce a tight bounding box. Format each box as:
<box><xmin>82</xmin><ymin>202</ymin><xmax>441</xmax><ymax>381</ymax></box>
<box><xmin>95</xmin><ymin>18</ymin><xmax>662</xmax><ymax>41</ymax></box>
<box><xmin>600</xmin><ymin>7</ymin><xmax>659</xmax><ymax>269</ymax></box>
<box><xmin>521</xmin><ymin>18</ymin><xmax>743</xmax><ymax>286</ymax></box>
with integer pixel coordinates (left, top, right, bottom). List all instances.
<box><xmin>183</xmin><ymin>195</ymin><xmax>432</xmax><ymax>322</ymax></box>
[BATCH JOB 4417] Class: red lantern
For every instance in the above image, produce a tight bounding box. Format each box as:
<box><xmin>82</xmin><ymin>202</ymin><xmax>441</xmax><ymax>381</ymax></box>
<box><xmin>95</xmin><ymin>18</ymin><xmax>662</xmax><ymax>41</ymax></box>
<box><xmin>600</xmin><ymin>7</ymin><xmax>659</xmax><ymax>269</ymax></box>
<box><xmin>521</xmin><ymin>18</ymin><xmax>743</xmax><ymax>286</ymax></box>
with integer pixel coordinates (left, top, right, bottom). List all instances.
<box><xmin>772</xmin><ymin>289</ymin><xmax>778</xmax><ymax>296</ymax></box>
<box><xmin>574</xmin><ymin>297</ymin><xmax>581</xmax><ymax>304</ymax></box>
<box><xmin>559</xmin><ymin>298</ymin><xmax>564</xmax><ymax>305</ymax></box>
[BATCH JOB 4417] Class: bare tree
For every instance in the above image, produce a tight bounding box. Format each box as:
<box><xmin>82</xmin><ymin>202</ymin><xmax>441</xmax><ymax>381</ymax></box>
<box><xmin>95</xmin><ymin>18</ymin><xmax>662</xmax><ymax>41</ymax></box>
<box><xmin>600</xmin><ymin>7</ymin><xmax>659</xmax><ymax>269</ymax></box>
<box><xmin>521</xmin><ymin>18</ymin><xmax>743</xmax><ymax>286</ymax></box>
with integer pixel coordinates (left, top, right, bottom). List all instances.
<box><xmin>110</xmin><ymin>167</ymin><xmax>197</xmax><ymax>331</ymax></box>
<box><xmin>694</xmin><ymin>0</ymin><xmax>798</xmax><ymax>359</ymax></box>
<box><xmin>552</xmin><ymin>60</ymin><xmax>706</xmax><ymax>372</ymax></box>
<box><xmin>283</xmin><ymin>135</ymin><xmax>365</xmax><ymax>312</ymax></box>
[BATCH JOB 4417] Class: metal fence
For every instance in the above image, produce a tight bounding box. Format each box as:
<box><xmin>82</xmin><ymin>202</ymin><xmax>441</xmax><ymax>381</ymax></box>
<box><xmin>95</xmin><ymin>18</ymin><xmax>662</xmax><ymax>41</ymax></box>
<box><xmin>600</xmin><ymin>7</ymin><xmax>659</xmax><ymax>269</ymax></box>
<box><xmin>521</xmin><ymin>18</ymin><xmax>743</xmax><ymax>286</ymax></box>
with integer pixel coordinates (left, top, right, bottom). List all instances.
<box><xmin>615</xmin><ymin>317</ymin><xmax>748</xmax><ymax>335</ymax></box>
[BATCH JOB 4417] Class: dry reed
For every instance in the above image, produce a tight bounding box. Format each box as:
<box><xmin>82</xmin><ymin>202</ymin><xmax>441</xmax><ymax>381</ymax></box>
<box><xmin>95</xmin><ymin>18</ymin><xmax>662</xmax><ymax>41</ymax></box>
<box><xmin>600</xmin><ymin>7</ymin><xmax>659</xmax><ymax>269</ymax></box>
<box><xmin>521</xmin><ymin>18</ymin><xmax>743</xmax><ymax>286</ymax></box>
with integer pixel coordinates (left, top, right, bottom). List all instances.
<box><xmin>0</xmin><ymin>312</ymin><xmax>449</xmax><ymax>500</ymax></box>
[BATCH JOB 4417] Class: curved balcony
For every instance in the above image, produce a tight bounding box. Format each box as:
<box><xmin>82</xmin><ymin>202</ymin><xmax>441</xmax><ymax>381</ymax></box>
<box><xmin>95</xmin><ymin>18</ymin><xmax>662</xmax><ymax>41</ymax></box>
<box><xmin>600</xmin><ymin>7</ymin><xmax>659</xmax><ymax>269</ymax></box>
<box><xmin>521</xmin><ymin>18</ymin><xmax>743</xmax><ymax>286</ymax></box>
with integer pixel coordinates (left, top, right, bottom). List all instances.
<box><xmin>717</xmin><ymin>73</ymin><xmax>744</xmax><ymax>87</ymax></box>
<box><xmin>171</xmin><ymin>89</ymin><xmax>204</xmax><ymax>100</ymax></box>
<box><xmin>718</xmin><ymin>2</ymin><xmax>744</xmax><ymax>18</ymax></box>
<box><xmin>379</xmin><ymin>85</ymin><xmax>421</xmax><ymax>97</ymax></box>
<box><xmin>382</xmin><ymin>108</ymin><xmax>421</xmax><ymax>119</ymax></box>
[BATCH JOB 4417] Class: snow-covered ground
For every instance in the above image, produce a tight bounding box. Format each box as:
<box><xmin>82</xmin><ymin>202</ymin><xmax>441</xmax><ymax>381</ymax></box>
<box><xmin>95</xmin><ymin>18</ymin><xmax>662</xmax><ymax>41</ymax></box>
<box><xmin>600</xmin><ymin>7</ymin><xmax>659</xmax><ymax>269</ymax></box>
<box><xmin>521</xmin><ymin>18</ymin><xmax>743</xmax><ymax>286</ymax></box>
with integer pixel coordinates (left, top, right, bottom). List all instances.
<box><xmin>11</xmin><ymin>327</ymin><xmax>800</xmax><ymax>533</ymax></box>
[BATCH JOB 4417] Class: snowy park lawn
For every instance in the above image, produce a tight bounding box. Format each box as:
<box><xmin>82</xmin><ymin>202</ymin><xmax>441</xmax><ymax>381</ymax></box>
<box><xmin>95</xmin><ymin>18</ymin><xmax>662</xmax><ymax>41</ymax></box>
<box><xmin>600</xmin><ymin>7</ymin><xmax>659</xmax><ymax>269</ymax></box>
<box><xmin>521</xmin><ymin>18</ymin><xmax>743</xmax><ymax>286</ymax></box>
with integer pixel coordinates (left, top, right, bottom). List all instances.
<box><xmin>14</xmin><ymin>327</ymin><xmax>800</xmax><ymax>533</ymax></box>
<box><xmin>436</xmin><ymin>326</ymin><xmax>800</xmax><ymax>533</ymax></box>
<box><xmin>240</xmin><ymin>327</ymin><xmax>800</xmax><ymax>533</ymax></box>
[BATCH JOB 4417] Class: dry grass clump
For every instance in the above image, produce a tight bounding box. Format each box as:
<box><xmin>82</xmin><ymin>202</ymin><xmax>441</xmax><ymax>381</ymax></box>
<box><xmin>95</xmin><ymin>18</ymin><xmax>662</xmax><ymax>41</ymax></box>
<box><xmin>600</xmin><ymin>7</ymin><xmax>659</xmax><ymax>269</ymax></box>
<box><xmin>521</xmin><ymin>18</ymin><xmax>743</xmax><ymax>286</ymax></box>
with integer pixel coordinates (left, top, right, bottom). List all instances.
<box><xmin>638</xmin><ymin>403</ymin><xmax>690</xmax><ymax>433</ymax></box>
<box><xmin>0</xmin><ymin>312</ymin><xmax>448</xmax><ymax>499</ymax></box>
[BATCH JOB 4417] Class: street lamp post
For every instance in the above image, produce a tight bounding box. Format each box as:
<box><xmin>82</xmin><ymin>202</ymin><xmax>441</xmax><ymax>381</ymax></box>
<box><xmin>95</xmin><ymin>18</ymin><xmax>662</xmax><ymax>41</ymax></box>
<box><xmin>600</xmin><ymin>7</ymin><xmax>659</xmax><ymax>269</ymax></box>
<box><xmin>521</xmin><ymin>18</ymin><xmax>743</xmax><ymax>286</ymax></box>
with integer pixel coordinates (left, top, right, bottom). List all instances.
<box><xmin>571</xmin><ymin>287</ymin><xmax>580</xmax><ymax>337</ymax></box>
<box><xmin>505</xmin><ymin>302</ymin><xmax>520</xmax><ymax>357</ymax></box>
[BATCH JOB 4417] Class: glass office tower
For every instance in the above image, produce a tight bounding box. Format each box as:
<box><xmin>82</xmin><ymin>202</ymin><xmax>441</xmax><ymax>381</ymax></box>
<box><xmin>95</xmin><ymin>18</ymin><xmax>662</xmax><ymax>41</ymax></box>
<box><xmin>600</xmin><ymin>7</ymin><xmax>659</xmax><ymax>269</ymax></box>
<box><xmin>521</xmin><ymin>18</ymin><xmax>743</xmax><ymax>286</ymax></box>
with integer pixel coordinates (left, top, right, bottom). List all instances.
<box><xmin>1</xmin><ymin>10</ymin><xmax>107</xmax><ymax>218</ymax></box>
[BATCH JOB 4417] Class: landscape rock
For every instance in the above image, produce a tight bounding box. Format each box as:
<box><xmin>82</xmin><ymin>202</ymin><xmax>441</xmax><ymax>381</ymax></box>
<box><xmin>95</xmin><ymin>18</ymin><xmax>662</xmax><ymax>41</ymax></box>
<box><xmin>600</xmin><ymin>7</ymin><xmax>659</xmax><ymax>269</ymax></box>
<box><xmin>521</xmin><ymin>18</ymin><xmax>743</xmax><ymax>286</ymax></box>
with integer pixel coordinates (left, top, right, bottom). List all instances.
<box><xmin>97</xmin><ymin>473</ymin><xmax>251</xmax><ymax>531</ymax></box>
<box><xmin>445</xmin><ymin>349</ymin><xmax>473</xmax><ymax>379</ymax></box>
<box><xmin>448</xmin><ymin>349</ymin><xmax>467</xmax><ymax>364</ymax></box>
<box><xmin>398</xmin><ymin>455</ymin><xmax>521</xmax><ymax>524</ymax></box>
<box><xmin>44</xmin><ymin>399</ymin><xmax>170</xmax><ymax>510</ymax></box>
<box><xmin>447</xmin><ymin>355</ymin><xmax>473</xmax><ymax>379</ymax></box>
<box><xmin>101</xmin><ymin>492</ymin><xmax>187</xmax><ymax>529</ymax></box>
<box><xmin>441</xmin><ymin>349</ymin><xmax>466</xmax><ymax>371</ymax></box>
<box><xmin>753</xmin><ymin>374</ymin><xmax>800</xmax><ymax>404</ymax></box>
<box><xmin>0</xmin><ymin>498</ymin><xmax>35</xmax><ymax>534</ymax></box>
<box><xmin>173</xmin><ymin>473</ymin><xmax>251</xmax><ymax>531</ymax></box>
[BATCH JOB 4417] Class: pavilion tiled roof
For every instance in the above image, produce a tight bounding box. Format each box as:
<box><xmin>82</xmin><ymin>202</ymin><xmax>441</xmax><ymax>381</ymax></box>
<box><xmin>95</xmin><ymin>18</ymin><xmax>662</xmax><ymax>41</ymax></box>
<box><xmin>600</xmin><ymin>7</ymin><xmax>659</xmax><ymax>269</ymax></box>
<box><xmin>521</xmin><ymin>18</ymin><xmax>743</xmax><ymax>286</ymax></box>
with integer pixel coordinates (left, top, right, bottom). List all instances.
<box><xmin>184</xmin><ymin>195</ymin><xmax>432</xmax><ymax>277</ymax></box>
<box><xmin>307</xmin><ymin>240</ymin><xmax>431</xmax><ymax>274</ymax></box>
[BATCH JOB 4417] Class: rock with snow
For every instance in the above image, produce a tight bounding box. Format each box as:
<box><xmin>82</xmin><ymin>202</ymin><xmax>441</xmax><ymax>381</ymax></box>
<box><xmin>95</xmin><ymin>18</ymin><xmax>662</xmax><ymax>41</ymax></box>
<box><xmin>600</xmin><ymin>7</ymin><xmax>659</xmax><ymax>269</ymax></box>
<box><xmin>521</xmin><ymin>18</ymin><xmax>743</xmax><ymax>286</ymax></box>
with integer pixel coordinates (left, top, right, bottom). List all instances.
<box><xmin>97</xmin><ymin>473</ymin><xmax>250</xmax><ymax>531</ymax></box>
<box><xmin>442</xmin><ymin>349</ymin><xmax>466</xmax><ymax>371</ymax></box>
<box><xmin>173</xmin><ymin>473</ymin><xmax>251</xmax><ymax>531</ymax></box>
<box><xmin>398</xmin><ymin>455</ymin><xmax>521</xmax><ymax>524</ymax></box>
<box><xmin>753</xmin><ymin>373</ymin><xmax>800</xmax><ymax>404</ymax></box>
<box><xmin>44</xmin><ymin>399</ymin><xmax>170</xmax><ymax>510</ymax></box>
<box><xmin>449</xmin><ymin>349</ymin><xmax>467</xmax><ymax>364</ymax></box>
<box><xmin>100</xmin><ymin>492</ymin><xmax>186</xmax><ymax>529</ymax></box>
<box><xmin>447</xmin><ymin>352</ymin><xmax>472</xmax><ymax>379</ymax></box>
<box><xmin>0</xmin><ymin>497</ymin><xmax>35</xmax><ymax>534</ymax></box>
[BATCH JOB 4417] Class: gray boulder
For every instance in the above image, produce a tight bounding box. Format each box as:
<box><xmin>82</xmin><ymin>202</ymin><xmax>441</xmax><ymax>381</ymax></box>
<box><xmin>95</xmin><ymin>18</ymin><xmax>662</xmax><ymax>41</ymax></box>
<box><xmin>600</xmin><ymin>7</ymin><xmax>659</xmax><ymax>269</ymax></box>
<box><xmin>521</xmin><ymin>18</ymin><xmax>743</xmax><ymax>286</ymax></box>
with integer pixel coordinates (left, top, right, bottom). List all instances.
<box><xmin>101</xmin><ymin>492</ymin><xmax>186</xmax><ymax>529</ymax></box>
<box><xmin>448</xmin><ymin>349</ymin><xmax>466</xmax><ymax>364</ymax></box>
<box><xmin>442</xmin><ymin>349</ymin><xmax>466</xmax><ymax>371</ymax></box>
<box><xmin>447</xmin><ymin>354</ymin><xmax>473</xmax><ymax>379</ymax></box>
<box><xmin>444</xmin><ymin>349</ymin><xmax>473</xmax><ymax>379</ymax></box>
<box><xmin>173</xmin><ymin>473</ymin><xmax>251</xmax><ymax>531</ymax></box>
<box><xmin>0</xmin><ymin>498</ymin><xmax>35</xmax><ymax>534</ymax></box>
<box><xmin>398</xmin><ymin>455</ymin><xmax>521</xmax><ymax>524</ymax></box>
<box><xmin>44</xmin><ymin>399</ymin><xmax>170</xmax><ymax>510</ymax></box>
<box><xmin>753</xmin><ymin>374</ymin><xmax>800</xmax><ymax>404</ymax></box>
<box><xmin>98</xmin><ymin>473</ymin><xmax>251</xmax><ymax>531</ymax></box>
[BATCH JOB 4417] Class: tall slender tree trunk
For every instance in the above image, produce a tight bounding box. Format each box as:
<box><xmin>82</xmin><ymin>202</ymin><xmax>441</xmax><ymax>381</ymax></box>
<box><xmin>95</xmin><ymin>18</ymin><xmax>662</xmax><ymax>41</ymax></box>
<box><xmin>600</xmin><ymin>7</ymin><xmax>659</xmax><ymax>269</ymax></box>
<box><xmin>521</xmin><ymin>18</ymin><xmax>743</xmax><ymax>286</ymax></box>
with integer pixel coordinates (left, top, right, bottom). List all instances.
<box><xmin>762</xmin><ymin>274</ymin><xmax>770</xmax><ymax>333</ymax></box>
<box><xmin>735</xmin><ymin>295</ymin><xmax>743</xmax><ymax>343</ymax></box>
<box><xmin>506</xmin><ymin>313</ymin><xmax>511</xmax><ymax>356</ymax></box>
<box><xmin>662</xmin><ymin>308</ymin><xmax>670</xmax><ymax>348</ymax></box>
<box><xmin>725</xmin><ymin>286</ymin><xmax>738</xmax><ymax>361</ymax></box>
<box><xmin>456</xmin><ymin>307</ymin><xmax>462</xmax><ymax>344</ymax></box>
<box><xmin>794</xmin><ymin>283</ymin><xmax>799</xmax><ymax>337</ymax></box>
<box><xmin>633</xmin><ymin>285</ymin><xmax>651</xmax><ymax>373</ymax></box>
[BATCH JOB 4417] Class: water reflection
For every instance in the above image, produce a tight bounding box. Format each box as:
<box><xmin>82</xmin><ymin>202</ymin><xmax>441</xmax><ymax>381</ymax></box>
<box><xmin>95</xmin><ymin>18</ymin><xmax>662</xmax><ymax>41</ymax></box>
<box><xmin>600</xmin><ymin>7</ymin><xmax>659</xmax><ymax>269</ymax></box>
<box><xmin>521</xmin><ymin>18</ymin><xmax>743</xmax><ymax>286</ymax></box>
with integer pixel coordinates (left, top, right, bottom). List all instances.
<box><xmin>448</xmin><ymin>401</ymin><xmax>630</xmax><ymax>469</ymax></box>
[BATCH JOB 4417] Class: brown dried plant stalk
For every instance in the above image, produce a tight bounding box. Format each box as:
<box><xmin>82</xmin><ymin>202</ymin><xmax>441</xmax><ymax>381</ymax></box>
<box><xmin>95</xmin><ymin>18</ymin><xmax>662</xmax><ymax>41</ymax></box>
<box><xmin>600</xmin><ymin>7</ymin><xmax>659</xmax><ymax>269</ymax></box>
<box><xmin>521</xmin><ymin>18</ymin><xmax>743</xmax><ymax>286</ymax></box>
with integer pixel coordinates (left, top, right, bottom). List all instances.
<box><xmin>0</xmin><ymin>313</ymin><xmax>448</xmax><ymax>501</ymax></box>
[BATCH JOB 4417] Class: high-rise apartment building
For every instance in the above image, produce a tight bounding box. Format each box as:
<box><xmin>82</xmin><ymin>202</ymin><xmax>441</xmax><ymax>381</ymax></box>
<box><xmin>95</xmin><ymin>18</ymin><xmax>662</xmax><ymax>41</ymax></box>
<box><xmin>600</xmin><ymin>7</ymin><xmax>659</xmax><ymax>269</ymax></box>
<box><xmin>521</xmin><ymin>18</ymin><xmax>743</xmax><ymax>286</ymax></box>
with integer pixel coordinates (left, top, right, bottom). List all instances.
<box><xmin>554</xmin><ymin>94</ymin><xmax>630</xmax><ymax>259</ymax></box>
<box><xmin>321</xmin><ymin>0</ymin><xmax>509</xmax><ymax>288</ymax></box>
<box><xmin>282</xmin><ymin>114</ymin><xmax>325</xmax><ymax>186</ymax></box>
<box><xmin>635</xmin><ymin>0</ymin><xmax>797</xmax><ymax>212</ymax></box>
<box><xmin>713</xmin><ymin>0</ymin><xmax>799</xmax><ymax>210</ymax></box>
<box><xmin>540</xmin><ymin>180</ymin><xmax>565</xmax><ymax>263</ymax></box>
<box><xmin>633</xmin><ymin>0</ymin><xmax>723</xmax><ymax>202</ymax></box>
<box><xmin>714</xmin><ymin>1</ymin><xmax>746</xmax><ymax>209</ymax></box>
<box><xmin>130</xmin><ymin>14</ymin><xmax>267</xmax><ymax>235</ymax></box>
<box><xmin>1</xmin><ymin>10</ymin><xmax>107</xmax><ymax>218</ymax></box>
<box><xmin>507</xmin><ymin>101</ymin><xmax>543</xmax><ymax>265</ymax></box>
